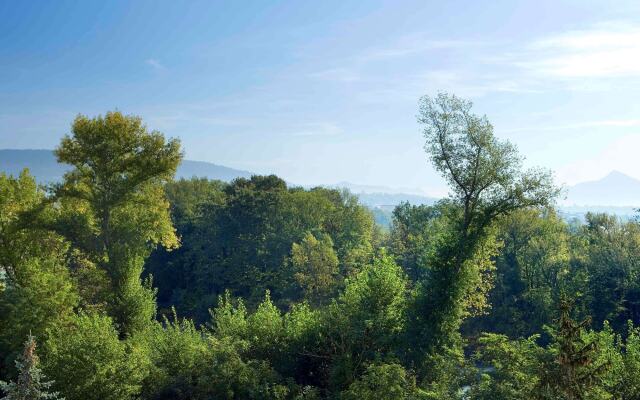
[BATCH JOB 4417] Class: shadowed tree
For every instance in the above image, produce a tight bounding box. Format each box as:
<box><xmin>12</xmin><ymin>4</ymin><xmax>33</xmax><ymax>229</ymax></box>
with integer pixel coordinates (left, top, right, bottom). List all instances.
<box><xmin>291</xmin><ymin>232</ymin><xmax>340</xmax><ymax>305</ymax></box>
<box><xmin>0</xmin><ymin>335</ymin><xmax>62</xmax><ymax>400</ymax></box>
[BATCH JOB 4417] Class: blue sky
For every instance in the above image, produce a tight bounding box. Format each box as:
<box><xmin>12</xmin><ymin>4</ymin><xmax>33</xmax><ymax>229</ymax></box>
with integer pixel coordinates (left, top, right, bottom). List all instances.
<box><xmin>2</xmin><ymin>0</ymin><xmax>640</xmax><ymax>195</ymax></box>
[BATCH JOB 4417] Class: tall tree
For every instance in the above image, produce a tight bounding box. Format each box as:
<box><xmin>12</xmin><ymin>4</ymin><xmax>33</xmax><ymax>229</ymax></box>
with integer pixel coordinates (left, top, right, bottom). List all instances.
<box><xmin>408</xmin><ymin>93</ymin><xmax>558</xmax><ymax>374</ymax></box>
<box><xmin>0</xmin><ymin>335</ymin><xmax>62</xmax><ymax>400</ymax></box>
<box><xmin>53</xmin><ymin>111</ymin><xmax>182</xmax><ymax>335</ymax></box>
<box><xmin>538</xmin><ymin>300</ymin><xmax>611</xmax><ymax>399</ymax></box>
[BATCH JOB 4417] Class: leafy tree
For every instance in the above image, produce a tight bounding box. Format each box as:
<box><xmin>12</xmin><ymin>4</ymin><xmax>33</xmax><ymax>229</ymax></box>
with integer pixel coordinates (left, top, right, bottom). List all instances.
<box><xmin>408</xmin><ymin>93</ymin><xmax>557</xmax><ymax>373</ymax></box>
<box><xmin>199</xmin><ymin>336</ymin><xmax>289</xmax><ymax>400</ymax></box>
<box><xmin>290</xmin><ymin>232</ymin><xmax>340</xmax><ymax>305</ymax></box>
<box><xmin>0</xmin><ymin>257</ymin><xmax>78</xmax><ymax>375</ymax></box>
<box><xmin>0</xmin><ymin>335</ymin><xmax>62</xmax><ymax>400</ymax></box>
<box><xmin>389</xmin><ymin>202</ymin><xmax>446</xmax><ymax>282</ymax></box>
<box><xmin>43</xmin><ymin>312</ymin><xmax>149</xmax><ymax>400</ymax></box>
<box><xmin>146</xmin><ymin>176</ymin><xmax>375</xmax><ymax>320</ymax></box>
<box><xmin>52</xmin><ymin>111</ymin><xmax>182</xmax><ymax>335</ymax></box>
<box><xmin>142</xmin><ymin>313</ymin><xmax>212</xmax><ymax>400</ymax></box>
<box><xmin>325</xmin><ymin>254</ymin><xmax>408</xmax><ymax>391</ymax></box>
<box><xmin>468</xmin><ymin>208</ymin><xmax>572</xmax><ymax>338</ymax></box>
<box><xmin>470</xmin><ymin>333</ymin><xmax>544</xmax><ymax>399</ymax></box>
<box><xmin>580</xmin><ymin>213</ymin><xmax>640</xmax><ymax>330</ymax></box>
<box><xmin>0</xmin><ymin>171</ymin><xmax>78</xmax><ymax>377</ymax></box>
<box><xmin>538</xmin><ymin>300</ymin><xmax>612</xmax><ymax>400</ymax></box>
<box><xmin>341</xmin><ymin>363</ymin><xmax>426</xmax><ymax>400</ymax></box>
<box><xmin>611</xmin><ymin>321</ymin><xmax>640</xmax><ymax>399</ymax></box>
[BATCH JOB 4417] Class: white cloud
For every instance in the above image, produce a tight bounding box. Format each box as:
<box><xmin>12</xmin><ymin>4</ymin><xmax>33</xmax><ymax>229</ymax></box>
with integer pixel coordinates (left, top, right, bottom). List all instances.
<box><xmin>357</xmin><ymin>37</ymin><xmax>487</xmax><ymax>62</ymax></box>
<box><xmin>308</xmin><ymin>34</ymin><xmax>489</xmax><ymax>84</ymax></box>
<box><xmin>503</xmin><ymin>119</ymin><xmax>640</xmax><ymax>134</ymax></box>
<box><xmin>517</xmin><ymin>22</ymin><xmax>640</xmax><ymax>79</ymax></box>
<box><xmin>146</xmin><ymin>58</ymin><xmax>167</xmax><ymax>71</ymax></box>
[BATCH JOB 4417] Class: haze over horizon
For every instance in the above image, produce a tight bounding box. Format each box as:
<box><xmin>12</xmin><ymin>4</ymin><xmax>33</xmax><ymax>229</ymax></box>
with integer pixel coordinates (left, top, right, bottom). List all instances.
<box><xmin>2</xmin><ymin>1</ymin><xmax>640</xmax><ymax>196</ymax></box>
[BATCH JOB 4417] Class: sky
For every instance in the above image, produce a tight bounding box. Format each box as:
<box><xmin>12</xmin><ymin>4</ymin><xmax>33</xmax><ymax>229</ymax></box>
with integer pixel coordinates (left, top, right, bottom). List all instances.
<box><xmin>1</xmin><ymin>0</ymin><xmax>640</xmax><ymax>196</ymax></box>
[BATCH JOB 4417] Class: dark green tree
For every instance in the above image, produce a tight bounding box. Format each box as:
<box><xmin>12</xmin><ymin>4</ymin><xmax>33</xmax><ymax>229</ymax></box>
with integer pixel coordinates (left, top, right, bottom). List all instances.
<box><xmin>538</xmin><ymin>300</ymin><xmax>611</xmax><ymax>399</ymax></box>
<box><xmin>341</xmin><ymin>363</ymin><xmax>426</xmax><ymax>400</ymax></box>
<box><xmin>145</xmin><ymin>176</ymin><xmax>375</xmax><ymax>320</ymax></box>
<box><xmin>0</xmin><ymin>335</ymin><xmax>62</xmax><ymax>400</ymax></box>
<box><xmin>467</xmin><ymin>208</ymin><xmax>572</xmax><ymax>339</ymax></box>
<box><xmin>290</xmin><ymin>232</ymin><xmax>340</xmax><ymax>305</ymax></box>
<box><xmin>580</xmin><ymin>213</ymin><xmax>640</xmax><ymax>330</ymax></box>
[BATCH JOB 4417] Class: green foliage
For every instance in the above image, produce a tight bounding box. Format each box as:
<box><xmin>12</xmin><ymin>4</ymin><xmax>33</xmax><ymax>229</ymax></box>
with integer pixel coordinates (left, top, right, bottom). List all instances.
<box><xmin>470</xmin><ymin>303</ymin><xmax>621</xmax><ymax>400</ymax></box>
<box><xmin>335</xmin><ymin>254</ymin><xmax>407</xmax><ymax>350</ymax></box>
<box><xmin>145</xmin><ymin>176</ymin><xmax>376</xmax><ymax>321</ymax></box>
<box><xmin>408</xmin><ymin>93</ymin><xmax>557</xmax><ymax>376</ymax></box>
<box><xmin>611</xmin><ymin>321</ymin><xmax>640</xmax><ymax>399</ymax></box>
<box><xmin>538</xmin><ymin>301</ymin><xmax>612</xmax><ymax>399</ymax></box>
<box><xmin>43</xmin><ymin>312</ymin><xmax>149</xmax><ymax>400</ymax></box>
<box><xmin>326</xmin><ymin>254</ymin><xmax>408</xmax><ymax>390</ymax></box>
<box><xmin>580</xmin><ymin>213</ymin><xmax>640</xmax><ymax>330</ymax></box>
<box><xmin>200</xmin><ymin>336</ymin><xmax>289</xmax><ymax>400</ymax></box>
<box><xmin>143</xmin><ymin>314</ymin><xmax>211</xmax><ymax>400</ymax></box>
<box><xmin>291</xmin><ymin>232</ymin><xmax>340</xmax><ymax>305</ymax></box>
<box><xmin>53</xmin><ymin>111</ymin><xmax>182</xmax><ymax>335</ymax></box>
<box><xmin>470</xmin><ymin>333</ymin><xmax>544</xmax><ymax>399</ymax></box>
<box><xmin>0</xmin><ymin>171</ymin><xmax>79</xmax><ymax>377</ymax></box>
<box><xmin>0</xmin><ymin>257</ymin><xmax>78</xmax><ymax>375</ymax></box>
<box><xmin>468</xmin><ymin>208</ymin><xmax>572</xmax><ymax>338</ymax></box>
<box><xmin>389</xmin><ymin>202</ymin><xmax>448</xmax><ymax>281</ymax></box>
<box><xmin>6</xmin><ymin>101</ymin><xmax>640</xmax><ymax>400</ymax></box>
<box><xmin>341</xmin><ymin>363</ymin><xmax>426</xmax><ymax>400</ymax></box>
<box><xmin>0</xmin><ymin>335</ymin><xmax>62</xmax><ymax>400</ymax></box>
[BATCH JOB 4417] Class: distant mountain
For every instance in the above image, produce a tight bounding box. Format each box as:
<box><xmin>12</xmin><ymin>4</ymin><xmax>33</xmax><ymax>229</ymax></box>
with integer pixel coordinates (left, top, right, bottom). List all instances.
<box><xmin>0</xmin><ymin>149</ymin><xmax>253</xmax><ymax>183</ymax></box>
<box><xmin>176</xmin><ymin>159</ymin><xmax>253</xmax><ymax>182</ymax></box>
<box><xmin>330</xmin><ymin>181</ymin><xmax>427</xmax><ymax>196</ymax></box>
<box><xmin>565</xmin><ymin>171</ymin><xmax>640</xmax><ymax>207</ymax></box>
<box><xmin>352</xmin><ymin>192</ymin><xmax>437</xmax><ymax>208</ymax></box>
<box><xmin>324</xmin><ymin>182</ymin><xmax>438</xmax><ymax>208</ymax></box>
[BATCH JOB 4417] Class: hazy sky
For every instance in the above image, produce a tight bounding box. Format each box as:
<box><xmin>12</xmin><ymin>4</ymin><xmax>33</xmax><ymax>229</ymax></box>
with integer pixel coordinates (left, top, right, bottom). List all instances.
<box><xmin>2</xmin><ymin>0</ymin><xmax>640</xmax><ymax>196</ymax></box>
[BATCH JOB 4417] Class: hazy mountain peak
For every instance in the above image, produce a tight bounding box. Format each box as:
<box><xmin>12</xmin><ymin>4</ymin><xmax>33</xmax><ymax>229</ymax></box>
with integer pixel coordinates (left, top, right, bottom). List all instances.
<box><xmin>565</xmin><ymin>170</ymin><xmax>640</xmax><ymax>207</ymax></box>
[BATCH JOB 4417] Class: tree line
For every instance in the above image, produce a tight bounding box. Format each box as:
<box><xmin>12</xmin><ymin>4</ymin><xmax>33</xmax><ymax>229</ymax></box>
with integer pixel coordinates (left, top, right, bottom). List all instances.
<box><xmin>1</xmin><ymin>93</ymin><xmax>640</xmax><ymax>399</ymax></box>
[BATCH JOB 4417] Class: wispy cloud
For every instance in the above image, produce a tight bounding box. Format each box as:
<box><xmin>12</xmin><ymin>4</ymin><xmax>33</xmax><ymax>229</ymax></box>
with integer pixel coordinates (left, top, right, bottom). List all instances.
<box><xmin>309</xmin><ymin>34</ymin><xmax>490</xmax><ymax>84</ymax></box>
<box><xmin>513</xmin><ymin>22</ymin><xmax>640</xmax><ymax>80</ymax></box>
<box><xmin>503</xmin><ymin>119</ymin><xmax>640</xmax><ymax>134</ymax></box>
<box><xmin>146</xmin><ymin>58</ymin><xmax>167</xmax><ymax>71</ymax></box>
<box><xmin>308</xmin><ymin>68</ymin><xmax>361</xmax><ymax>82</ymax></box>
<box><xmin>310</xmin><ymin>21</ymin><xmax>640</xmax><ymax>97</ymax></box>
<box><xmin>291</xmin><ymin>122</ymin><xmax>343</xmax><ymax>137</ymax></box>
<box><xmin>357</xmin><ymin>36</ymin><xmax>489</xmax><ymax>62</ymax></box>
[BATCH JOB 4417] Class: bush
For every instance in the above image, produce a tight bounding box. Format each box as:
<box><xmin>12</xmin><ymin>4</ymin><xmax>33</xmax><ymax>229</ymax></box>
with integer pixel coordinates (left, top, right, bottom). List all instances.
<box><xmin>43</xmin><ymin>312</ymin><xmax>149</xmax><ymax>400</ymax></box>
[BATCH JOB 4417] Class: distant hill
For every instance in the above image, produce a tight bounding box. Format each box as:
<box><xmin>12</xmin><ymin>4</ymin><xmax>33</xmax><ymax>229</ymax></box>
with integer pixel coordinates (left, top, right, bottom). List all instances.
<box><xmin>0</xmin><ymin>149</ymin><xmax>253</xmax><ymax>183</ymax></box>
<box><xmin>352</xmin><ymin>192</ymin><xmax>437</xmax><ymax>208</ymax></box>
<box><xmin>325</xmin><ymin>182</ymin><xmax>438</xmax><ymax>208</ymax></box>
<box><xmin>330</xmin><ymin>181</ymin><xmax>428</xmax><ymax>196</ymax></box>
<box><xmin>565</xmin><ymin>170</ymin><xmax>640</xmax><ymax>207</ymax></box>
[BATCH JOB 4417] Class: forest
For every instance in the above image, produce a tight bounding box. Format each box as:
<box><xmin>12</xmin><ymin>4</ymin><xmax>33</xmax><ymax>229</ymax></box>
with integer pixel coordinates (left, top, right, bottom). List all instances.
<box><xmin>1</xmin><ymin>93</ymin><xmax>640</xmax><ymax>400</ymax></box>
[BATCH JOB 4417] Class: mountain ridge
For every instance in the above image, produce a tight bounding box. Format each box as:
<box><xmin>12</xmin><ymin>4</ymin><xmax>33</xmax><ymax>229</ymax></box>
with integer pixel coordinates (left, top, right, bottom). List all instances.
<box><xmin>2</xmin><ymin>149</ymin><xmax>638</xmax><ymax>210</ymax></box>
<box><xmin>0</xmin><ymin>149</ymin><xmax>253</xmax><ymax>183</ymax></box>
